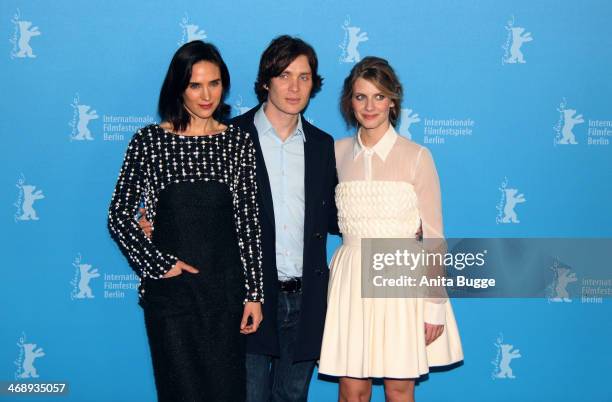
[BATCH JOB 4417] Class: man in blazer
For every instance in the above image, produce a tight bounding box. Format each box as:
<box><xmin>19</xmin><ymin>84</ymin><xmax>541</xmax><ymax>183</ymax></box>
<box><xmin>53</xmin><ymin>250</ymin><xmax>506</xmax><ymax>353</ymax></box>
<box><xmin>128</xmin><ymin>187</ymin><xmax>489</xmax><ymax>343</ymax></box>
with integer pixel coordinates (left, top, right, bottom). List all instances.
<box><xmin>231</xmin><ymin>36</ymin><xmax>338</xmax><ymax>402</ymax></box>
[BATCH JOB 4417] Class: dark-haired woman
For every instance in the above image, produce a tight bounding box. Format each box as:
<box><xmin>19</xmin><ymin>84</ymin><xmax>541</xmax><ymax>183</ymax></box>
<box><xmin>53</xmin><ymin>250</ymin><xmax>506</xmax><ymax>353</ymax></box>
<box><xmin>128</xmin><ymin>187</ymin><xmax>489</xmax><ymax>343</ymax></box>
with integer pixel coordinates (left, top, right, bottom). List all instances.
<box><xmin>319</xmin><ymin>57</ymin><xmax>463</xmax><ymax>402</ymax></box>
<box><xmin>108</xmin><ymin>40</ymin><xmax>263</xmax><ymax>402</ymax></box>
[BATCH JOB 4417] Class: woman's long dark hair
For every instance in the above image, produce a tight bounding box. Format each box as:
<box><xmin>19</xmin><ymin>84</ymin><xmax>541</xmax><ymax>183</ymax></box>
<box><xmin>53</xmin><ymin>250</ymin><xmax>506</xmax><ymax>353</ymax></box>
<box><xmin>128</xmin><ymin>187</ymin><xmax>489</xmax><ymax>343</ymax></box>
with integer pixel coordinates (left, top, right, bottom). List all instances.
<box><xmin>158</xmin><ymin>41</ymin><xmax>231</xmax><ymax>132</ymax></box>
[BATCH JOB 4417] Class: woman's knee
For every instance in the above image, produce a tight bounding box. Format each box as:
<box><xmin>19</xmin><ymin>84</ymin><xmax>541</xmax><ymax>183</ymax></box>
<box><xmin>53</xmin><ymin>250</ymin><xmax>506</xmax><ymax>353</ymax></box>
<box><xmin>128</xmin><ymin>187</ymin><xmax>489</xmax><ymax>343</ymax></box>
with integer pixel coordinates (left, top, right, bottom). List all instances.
<box><xmin>339</xmin><ymin>377</ymin><xmax>372</xmax><ymax>402</ymax></box>
<box><xmin>384</xmin><ymin>379</ymin><xmax>415</xmax><ymax>402</ymax></box>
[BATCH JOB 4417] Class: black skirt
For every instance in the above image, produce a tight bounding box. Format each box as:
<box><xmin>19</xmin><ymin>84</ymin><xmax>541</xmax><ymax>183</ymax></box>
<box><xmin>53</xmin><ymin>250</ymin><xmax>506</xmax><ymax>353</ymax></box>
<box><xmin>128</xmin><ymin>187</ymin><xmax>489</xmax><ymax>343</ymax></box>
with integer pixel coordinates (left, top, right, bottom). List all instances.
<box><xmin>141</xmin><ymin>181</ymin><xmax>246</xmax><ymax>402</ymax></box>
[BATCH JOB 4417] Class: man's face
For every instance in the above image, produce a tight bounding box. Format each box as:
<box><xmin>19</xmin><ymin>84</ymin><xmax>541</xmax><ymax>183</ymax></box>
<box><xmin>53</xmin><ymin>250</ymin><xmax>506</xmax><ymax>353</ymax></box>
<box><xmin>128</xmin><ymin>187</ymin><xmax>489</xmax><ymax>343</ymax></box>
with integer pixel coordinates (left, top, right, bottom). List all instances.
<box><xmin>266</xmin><ymin>55</ymin><xmax>313</xmax><ymax>116</ymax></box>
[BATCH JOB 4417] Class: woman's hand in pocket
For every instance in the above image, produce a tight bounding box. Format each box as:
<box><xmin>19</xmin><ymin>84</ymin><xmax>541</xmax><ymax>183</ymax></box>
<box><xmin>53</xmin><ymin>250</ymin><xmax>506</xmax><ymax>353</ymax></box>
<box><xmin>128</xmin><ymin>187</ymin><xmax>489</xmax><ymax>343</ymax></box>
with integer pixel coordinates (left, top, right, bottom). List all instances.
<box><xmin>162</xmin><ymin>260</ymin><xmax>199</xmax><ymax>278</ymax></box>
<box><xmin>138</xmin><ymin>208</ymin><xmax>153</xmax><ymax>238</ymax></box>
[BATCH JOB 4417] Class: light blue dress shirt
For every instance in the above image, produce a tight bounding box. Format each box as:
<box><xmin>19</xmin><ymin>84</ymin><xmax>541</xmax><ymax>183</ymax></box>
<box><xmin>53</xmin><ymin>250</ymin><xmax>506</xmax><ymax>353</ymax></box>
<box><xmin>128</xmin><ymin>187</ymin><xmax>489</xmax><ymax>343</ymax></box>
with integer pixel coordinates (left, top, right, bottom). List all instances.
<box><xmin>254</xmin><ymin>104</ymin><xmax>305</xmax><ymax>280</ymax></box>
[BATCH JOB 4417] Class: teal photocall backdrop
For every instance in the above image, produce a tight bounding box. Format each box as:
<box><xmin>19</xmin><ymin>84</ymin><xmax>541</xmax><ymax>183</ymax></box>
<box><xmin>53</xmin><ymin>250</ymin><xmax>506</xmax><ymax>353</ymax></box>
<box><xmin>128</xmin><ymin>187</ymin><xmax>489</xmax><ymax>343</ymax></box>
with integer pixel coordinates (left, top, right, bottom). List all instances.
<box><xmin>1</xmin><ymin>0</ymin><xmax>610</xmax><ymax>401</ymax></box>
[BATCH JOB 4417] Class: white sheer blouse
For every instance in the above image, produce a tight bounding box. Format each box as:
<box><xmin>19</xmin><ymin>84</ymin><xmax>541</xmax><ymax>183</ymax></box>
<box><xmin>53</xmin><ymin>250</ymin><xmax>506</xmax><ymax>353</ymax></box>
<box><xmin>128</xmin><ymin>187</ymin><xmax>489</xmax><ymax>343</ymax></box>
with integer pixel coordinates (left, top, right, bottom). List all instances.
<box><xmin>334</xmin><ymin>124</ymin><xmax>448</xmax><ymax>324</ymax></box>
<box><xmin>335</xmin><ymin>125</ymin><xmax>444</xmax><ymax>239</ymax></box>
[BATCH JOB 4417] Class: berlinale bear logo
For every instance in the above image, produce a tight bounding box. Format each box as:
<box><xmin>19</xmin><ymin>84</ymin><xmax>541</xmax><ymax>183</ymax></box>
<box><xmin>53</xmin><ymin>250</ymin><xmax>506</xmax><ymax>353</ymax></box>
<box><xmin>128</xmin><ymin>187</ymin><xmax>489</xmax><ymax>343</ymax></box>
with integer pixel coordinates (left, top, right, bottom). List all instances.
<box><xmin>71</xmin><ymin>254</ymin><xmax>101</xmax><ymax>299</ymax></box>
<box><xmin>69</xmin><ymin>94</ymin><xmax>99</xmax><ymax>141</ymax></box>
<box><xmin>549</xmin><ymin>264</ymin><xmax>578</xmax><ymax>303</ymax></box>
<box><xmin>398</xmin><ymin>109</ymin><xmax>421</xmax><ymax>140</ymax></box>
<box><xmin>339</xmin><ymin>15</ymin><xmax>368</xmax><ymax>63</ymax></box>
<box><xmin>14</xmin><ymin>176</ymin><xmax>44</xmax><ymax>222</ymax></box>
<box><xmin>15</xmin><ymin>333</ymin><xmax>45</xmax><ymax>380</ymax></box>
<box><xmin>559</xmin><ymin>109</ymin><xmax>585</xmax><ymax>144</ymax></box>
<box><xmin>492</xmin><ymin>333</ymin><xmax>522</xmax><ymax>380</ymax></box>
<box><xmin>554</xmin><ymin>99</ymin><xmax>585</xmax><ymax>145</ymax></box>
<box><xmin>501</xmin><ymin>188</ymin><xmax>526</xmax><ymax>223</ymax></box>
<box><xmin>10</xmin><ymin>10</ymin><xmax>41</xmax><ymax>59</ymax></box>
<box><xmin>496</xmin><ymin>177</ymin><xmax>526</xmax><ymax>224</ymax></box>
<box><xmin>234</xmin><ymin>95</ymin><xmax>251</xmax><ymax>117</ymax></box>
<box><xmin>179</xmin><ymin>13</ymin><xmax>207</xmax><ymax>45</ymax></box>
<box><xmin>502</xmin><ymin>16</ymin><xmax>533</xmax><ymax>65</ymax></box>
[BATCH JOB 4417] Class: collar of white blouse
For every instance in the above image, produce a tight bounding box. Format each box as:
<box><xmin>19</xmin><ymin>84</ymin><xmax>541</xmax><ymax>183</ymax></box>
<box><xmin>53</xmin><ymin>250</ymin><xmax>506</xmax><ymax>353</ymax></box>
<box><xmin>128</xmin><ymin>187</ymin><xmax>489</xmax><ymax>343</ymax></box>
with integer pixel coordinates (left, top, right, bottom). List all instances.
<box><xmin>353</xmin><ymin>124</ymin><xmax>398</xmax><ymax>162</ymax></box>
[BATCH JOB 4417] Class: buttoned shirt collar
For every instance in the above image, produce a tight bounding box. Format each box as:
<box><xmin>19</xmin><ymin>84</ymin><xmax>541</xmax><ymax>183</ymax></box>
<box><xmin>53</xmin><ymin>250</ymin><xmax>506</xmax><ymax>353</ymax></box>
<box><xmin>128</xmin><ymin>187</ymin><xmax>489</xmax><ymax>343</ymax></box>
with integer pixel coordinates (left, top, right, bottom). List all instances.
<box><xmin>353</xmin><ymin>124</ymin><xmax>398</xmax><ymax>161</ymax></box>
<box><xmin>254</xmin><ymin>103</ymin><xmax>306</xmax><ymax>142</ymax></box>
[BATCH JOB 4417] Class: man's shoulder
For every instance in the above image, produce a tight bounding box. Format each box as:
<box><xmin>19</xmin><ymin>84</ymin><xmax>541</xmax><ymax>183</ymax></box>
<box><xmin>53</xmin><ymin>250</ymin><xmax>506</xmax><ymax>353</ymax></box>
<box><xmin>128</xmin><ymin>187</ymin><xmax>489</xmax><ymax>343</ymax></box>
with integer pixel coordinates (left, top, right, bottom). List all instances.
<box><xmin>229</xmin><ymin>106</ymin><xmax>259</xmax><ymax>128</ymax></box>
<box><xmin>303</xmin><ymin>119</ymin><xmax>333</xmax><ymax>146</ymax></box>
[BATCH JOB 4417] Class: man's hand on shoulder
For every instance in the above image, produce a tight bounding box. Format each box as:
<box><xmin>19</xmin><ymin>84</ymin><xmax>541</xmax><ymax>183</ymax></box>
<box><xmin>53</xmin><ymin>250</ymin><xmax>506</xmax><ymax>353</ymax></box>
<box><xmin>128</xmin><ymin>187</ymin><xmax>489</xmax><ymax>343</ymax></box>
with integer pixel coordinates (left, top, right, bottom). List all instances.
<box><xmin>138</xmin><ymin>208</ymin><xmax>153</xmax><ymax>238</ymax></box>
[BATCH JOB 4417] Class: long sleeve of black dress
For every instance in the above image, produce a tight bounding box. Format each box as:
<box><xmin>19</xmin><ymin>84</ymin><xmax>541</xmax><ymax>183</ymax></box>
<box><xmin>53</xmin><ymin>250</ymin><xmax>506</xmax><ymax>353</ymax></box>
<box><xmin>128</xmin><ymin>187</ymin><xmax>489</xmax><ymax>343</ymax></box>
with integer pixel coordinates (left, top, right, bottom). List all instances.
<box><xmin>107</xmin><ymin>133</ymin><xmax>179</xmax><ymax>280</ymax></box>
<box><xmin>232</xmin><ymin>130</ymin><xmax>264</xmax><ymax>303</ymax></box>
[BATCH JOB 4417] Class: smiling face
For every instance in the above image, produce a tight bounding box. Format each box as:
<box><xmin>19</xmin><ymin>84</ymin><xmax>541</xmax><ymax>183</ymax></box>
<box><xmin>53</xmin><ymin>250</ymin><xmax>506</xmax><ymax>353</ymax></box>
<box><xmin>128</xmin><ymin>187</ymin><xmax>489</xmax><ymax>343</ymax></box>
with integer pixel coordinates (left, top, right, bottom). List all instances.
<box><xmin>182</xmin><ymin>61</ymin><xmax>223</xmax><ymax>122</ymax></box>
<box><xmin>351</xmin><ymin>77</ymin><xmax>394</xmax><ymax>131</ymax></box>
<box><xmin>265</xmin><ymin>55</ymin><xmax>313</xmax><ymax>117</ymax></box>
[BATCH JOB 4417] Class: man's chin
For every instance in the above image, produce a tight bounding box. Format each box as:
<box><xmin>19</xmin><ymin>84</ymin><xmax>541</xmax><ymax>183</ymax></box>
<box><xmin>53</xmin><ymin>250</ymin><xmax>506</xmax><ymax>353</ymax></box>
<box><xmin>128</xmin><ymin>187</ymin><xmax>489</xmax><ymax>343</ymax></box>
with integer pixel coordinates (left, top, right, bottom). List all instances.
<box><xmin>282</xmin><ymin>102</ymin><xmax>309</xmax><ymax>116</ymax></box>
<box><xmin>266</xmin><ymin>99</ymin><xmax>309</xmax><ymax>116</ymax></box>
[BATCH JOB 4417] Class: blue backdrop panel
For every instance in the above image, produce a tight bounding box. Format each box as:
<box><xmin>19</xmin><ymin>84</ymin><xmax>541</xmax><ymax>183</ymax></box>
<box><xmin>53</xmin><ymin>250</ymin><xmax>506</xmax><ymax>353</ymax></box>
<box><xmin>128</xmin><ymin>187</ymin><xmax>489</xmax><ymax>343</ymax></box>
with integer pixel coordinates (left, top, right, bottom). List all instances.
<box><xmin>1</xmin><ymin>0</ymin><xmax>610</xmax><ymax>401</ymax></box>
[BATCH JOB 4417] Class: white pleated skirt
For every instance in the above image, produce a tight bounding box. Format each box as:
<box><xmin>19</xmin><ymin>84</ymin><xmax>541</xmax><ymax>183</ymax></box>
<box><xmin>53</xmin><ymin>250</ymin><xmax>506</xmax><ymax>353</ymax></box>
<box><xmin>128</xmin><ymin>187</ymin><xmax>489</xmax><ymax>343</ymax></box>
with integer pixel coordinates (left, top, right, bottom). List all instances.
<box><xmin>319</xmin><ymin>239</ymin><xmax>464</xmax><ymax>379</ymax></box>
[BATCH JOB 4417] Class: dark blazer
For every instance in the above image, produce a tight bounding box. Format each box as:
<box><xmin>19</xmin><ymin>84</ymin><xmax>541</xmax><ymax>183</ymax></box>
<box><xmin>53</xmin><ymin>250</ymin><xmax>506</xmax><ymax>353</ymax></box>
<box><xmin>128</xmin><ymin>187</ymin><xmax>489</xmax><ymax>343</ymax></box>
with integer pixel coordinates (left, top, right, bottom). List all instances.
<box><xmin>230</xmin><ymin>105</ymin><xmax>339</xmax><ymax>362</ymax></box>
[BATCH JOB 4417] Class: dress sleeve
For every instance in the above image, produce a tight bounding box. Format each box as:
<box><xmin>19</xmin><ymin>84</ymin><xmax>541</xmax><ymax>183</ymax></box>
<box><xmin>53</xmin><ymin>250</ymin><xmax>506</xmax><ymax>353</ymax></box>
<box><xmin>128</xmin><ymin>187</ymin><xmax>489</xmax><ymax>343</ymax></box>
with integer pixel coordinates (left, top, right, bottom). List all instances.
<box><xmin>413</xmin><ymin>147</ymin><xmax>444</xmax><ymax>239</ymax></box>
<box><xmin>413</xmin><ymin>146</ymin><xmax>447</xmax><ymax>325</ymax></box>
<box><xmin>107</xmin><ymin>133</ymin><xmax>178</xmax><ymax>279</ymax></box>
<box><xmin>233</xmin><ymin>131</ymin><xmax>264</xmax><ymax>303</ymax></box>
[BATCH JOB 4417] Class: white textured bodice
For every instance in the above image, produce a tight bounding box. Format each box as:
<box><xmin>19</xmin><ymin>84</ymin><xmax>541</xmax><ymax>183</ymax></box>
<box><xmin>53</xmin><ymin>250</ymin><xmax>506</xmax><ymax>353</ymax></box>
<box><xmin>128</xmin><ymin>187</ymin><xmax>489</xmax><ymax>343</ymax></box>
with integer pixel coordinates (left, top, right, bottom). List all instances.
<box><xmin>336</xmin><ymin>181</ymin><xmax>421</xmax><ymax>238</ymax></box>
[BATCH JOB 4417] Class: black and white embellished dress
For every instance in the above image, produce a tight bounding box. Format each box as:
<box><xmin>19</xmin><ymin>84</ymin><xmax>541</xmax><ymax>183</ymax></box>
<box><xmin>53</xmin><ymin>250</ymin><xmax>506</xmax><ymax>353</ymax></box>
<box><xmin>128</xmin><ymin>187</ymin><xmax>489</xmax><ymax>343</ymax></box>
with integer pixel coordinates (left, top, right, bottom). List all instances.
<box><xmin>108</xmin><ymin>123</ymin><xmax>262</xmax><ymax>401</ymax></box>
